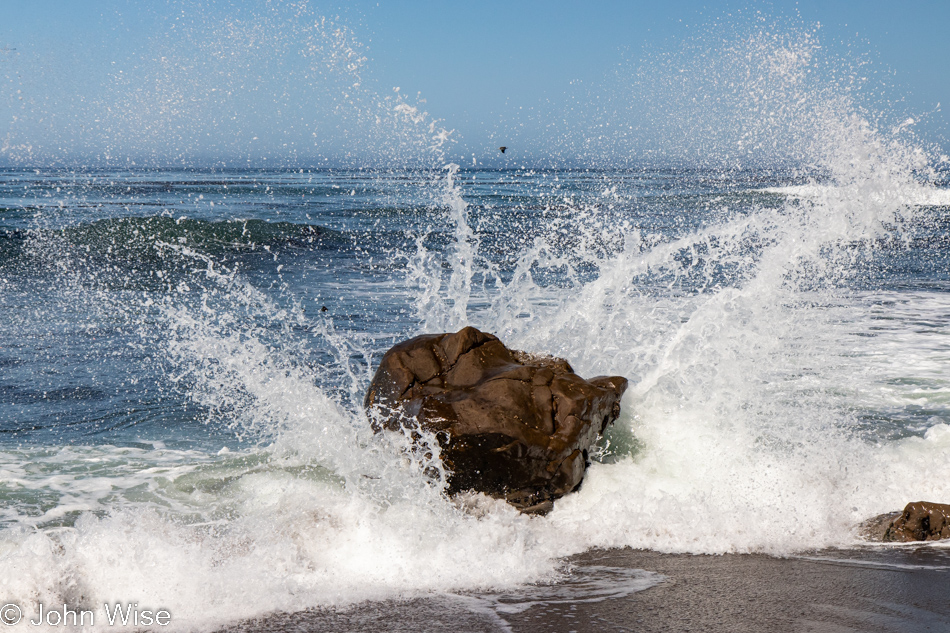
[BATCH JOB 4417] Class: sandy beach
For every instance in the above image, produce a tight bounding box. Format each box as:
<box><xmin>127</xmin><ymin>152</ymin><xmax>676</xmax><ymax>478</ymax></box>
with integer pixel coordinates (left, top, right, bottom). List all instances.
<box><xmin>228</xmin><ymin>546</ymin><xmax>950</xmax><ymax>633</ymax></box>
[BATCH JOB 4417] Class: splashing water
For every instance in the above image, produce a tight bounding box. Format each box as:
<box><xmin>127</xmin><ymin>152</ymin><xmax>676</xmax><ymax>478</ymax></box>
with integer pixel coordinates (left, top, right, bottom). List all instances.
<box><xmin>398</xmin><ymin>13</ymin><xmax>950</xmax><ymax>556</ymax></box>
<box><xmin>1</xmin><ymin>7</ymin><xmax>950</xmax><ymax>632</ymax></box>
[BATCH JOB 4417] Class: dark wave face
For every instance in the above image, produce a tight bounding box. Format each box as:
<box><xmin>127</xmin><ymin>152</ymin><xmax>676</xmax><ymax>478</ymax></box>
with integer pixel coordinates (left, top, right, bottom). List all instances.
<box><xmin>0</xmin><ymin>216</ymin><xmax>334</xmax><ymax>266</ymax></box>
<box><xmin>58</xmin><ymin>215</ymin><xmax>331</xmax><ymax>254</ymax></box>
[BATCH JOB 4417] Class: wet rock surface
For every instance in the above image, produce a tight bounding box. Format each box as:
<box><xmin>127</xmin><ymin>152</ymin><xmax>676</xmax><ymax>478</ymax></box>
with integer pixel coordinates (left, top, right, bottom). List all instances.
<box><xmin>364</xmin><ymin>326</ymin><xmax>628</xmax><ymax>512</ymax></box>
<box><xmin>859</xmin><ymin>511</ymin><xmax>902</xmax><ymax>542</ymax></box>
<box><xmin>882</xmin><ymin>501</ymin><xmax>950</xmax><ymax>542</ymax></box>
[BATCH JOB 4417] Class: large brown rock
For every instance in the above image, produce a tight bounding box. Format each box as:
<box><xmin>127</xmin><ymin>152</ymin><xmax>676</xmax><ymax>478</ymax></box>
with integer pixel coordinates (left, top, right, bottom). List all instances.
<box><xmin>364</xmin><ymin>326</ymin><xmax>628</xmax><ymax>513</ymax></box>
<box><xmin>882</xmin><ymin>501</ymin><xmax>950</xmax><ymax>542</ymax></box>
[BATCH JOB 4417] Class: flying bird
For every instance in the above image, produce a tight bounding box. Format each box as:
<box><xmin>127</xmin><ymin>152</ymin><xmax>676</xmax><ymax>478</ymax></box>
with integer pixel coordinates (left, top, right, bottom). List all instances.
<box><xmin>499</xmin><ymin>146</ymin><xmax>507</xmax><ymax>154</ymax></box>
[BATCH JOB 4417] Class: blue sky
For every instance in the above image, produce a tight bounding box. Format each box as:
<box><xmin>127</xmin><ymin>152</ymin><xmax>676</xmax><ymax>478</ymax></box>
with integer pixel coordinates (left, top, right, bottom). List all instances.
<box><xmin>2</xmin><ymin>0</ymin><xmax>948</xmax><ymax>167</ymax></box>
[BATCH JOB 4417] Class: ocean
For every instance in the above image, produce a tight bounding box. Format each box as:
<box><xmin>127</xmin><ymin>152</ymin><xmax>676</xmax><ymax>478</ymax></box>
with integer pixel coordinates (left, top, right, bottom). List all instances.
<box><xmin>2</xmin><ymin>7</ymin><xmax>950</xmax><ymax>633</ymax></box>
<box><xmin>2</xmin><ymin>159</ymin><xmax>949</xmax><ymax>629</ymax></box>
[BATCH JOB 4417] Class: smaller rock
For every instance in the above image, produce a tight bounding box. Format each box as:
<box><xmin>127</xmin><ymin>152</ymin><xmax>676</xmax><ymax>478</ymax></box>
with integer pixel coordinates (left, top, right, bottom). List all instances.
<box><xmin>882</xmin><ymin>501</ymin><xmax>950</xmax><ymax>542</ymax></box>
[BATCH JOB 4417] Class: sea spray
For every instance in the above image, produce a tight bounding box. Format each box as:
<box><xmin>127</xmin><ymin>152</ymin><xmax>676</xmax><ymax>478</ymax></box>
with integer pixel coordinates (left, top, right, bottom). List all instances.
<box><xmin>406</xmin><ymin>26</ymin><xmax>950</xmax><ymax>554</ymax></box>
<box><xmin>0</xmin><ymin>7</ymin><xmax>949</xmax><ymax>633</ymax></box>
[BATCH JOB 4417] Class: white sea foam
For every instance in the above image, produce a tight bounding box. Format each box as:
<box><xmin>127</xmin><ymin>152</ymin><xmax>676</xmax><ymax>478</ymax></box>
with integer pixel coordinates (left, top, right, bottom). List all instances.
<box><xmin>762</xmin><ymin>183</ymin><xmax>950</xmax><ymax>206</ymax></box>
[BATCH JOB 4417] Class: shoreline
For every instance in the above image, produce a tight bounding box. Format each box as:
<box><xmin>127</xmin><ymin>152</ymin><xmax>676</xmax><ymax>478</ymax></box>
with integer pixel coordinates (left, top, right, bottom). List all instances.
<box><xmin>228</xmin><ymin>546</ymin><xmax>950</xmax><ymax>633</ymax></box>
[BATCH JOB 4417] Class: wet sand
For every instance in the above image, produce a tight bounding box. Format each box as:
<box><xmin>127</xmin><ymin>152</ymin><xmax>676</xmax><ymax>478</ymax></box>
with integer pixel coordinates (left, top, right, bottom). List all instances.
<box><xmin>227</xmin><ymin>547</ymin><xmax>950</xmax><ymax>633</ymax></box>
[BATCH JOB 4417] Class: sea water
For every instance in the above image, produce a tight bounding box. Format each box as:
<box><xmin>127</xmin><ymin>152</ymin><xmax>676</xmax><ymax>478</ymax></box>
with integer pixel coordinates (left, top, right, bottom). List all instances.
<box><xmin>2</xmin><ymin>5</ymin><xmax>950</xmax><ymax>632</ymax></box>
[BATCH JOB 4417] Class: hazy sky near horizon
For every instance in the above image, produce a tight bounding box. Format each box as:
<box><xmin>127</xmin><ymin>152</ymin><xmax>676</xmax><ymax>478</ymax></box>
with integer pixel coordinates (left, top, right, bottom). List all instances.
<box><xmin>2</xmin><ymin>0</ymin><xmax>948</xmax><ymax>167</ymax></box>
